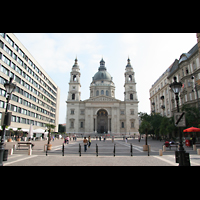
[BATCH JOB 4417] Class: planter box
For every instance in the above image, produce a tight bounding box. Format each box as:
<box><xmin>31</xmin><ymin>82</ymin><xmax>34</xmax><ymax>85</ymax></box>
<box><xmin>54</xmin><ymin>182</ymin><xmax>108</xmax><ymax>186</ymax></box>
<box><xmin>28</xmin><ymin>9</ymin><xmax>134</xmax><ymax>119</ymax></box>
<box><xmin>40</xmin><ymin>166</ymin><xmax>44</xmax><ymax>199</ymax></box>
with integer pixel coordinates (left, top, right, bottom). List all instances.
<box><xmin>47</xmin><ymin>144</ymin><xmax>52</xmax><ymax>150</ymax></box>
<box><xmin>143</xmin><ymin>145</ymin><xmax>151</xmax><ymax>151</ymax></box>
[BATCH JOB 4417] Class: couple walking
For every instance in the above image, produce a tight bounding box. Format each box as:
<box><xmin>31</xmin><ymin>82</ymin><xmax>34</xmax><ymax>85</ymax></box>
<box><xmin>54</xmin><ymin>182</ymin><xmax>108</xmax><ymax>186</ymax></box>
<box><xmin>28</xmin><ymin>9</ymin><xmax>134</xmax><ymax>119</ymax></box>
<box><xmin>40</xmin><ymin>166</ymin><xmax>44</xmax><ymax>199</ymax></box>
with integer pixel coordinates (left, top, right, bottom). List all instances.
<box><xmin>83</xmin><ymin>136</ymin><xmax>91</xmax><ymax>152</ymax></box>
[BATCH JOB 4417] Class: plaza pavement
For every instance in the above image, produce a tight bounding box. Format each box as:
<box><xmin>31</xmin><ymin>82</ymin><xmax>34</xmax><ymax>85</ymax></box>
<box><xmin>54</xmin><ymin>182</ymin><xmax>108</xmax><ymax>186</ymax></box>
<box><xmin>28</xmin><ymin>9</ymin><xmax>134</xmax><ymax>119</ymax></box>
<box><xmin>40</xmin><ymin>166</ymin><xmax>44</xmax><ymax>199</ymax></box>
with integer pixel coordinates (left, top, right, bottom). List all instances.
<box><xmin>3</xmin><ymin>137</ymin><xmax>200</xmax><ymax>166</ymax></box>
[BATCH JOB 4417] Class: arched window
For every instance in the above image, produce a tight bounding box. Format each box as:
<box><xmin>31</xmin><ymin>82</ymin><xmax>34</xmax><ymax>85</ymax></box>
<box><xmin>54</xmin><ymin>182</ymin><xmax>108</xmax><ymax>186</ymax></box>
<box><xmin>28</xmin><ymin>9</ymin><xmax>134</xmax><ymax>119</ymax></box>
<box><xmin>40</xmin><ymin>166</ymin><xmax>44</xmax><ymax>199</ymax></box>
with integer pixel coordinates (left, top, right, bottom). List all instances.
<box><xmin>130</xmin><ymin>94</ymin><xmax>133</xmax><ymax>100</ymax></box>
<box><xmin>106</xmin><ymin>90</ymin><xmax>109</xmax><ymax>96</ymax></box>
<box><xmin>73</xmin><ymin>75</ymin><xmax>77</xmax><ymax>82</ymax></box>
<box><xmin>129</xmin><ymin>75</ymin><xmax>132</xmax><ymax>81</ymax></box>
<box><xmin>96</xmin><ymin>90</ymin><xmax>99</xmax><ymax>96</ymax></box>
<box><xmin>101</xmin><ymin>90</ymin><xmax>104</xmax><ymax>95</ymax></box>
<box><xmin>72</xmin><ymin>93</ymin><xmax>75</xmax><ymax>100</ymax></box>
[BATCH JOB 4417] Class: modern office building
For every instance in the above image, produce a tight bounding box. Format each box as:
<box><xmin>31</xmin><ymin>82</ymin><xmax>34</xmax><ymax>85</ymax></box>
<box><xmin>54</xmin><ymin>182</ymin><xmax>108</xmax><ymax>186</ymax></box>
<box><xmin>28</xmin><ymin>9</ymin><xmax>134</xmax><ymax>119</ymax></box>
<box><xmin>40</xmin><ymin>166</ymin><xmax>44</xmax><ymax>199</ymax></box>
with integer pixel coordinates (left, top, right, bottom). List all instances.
<box><xmin>0</xmin><ymin>33</ymin><xmax>60</xmax><ymax>134</ymax></box>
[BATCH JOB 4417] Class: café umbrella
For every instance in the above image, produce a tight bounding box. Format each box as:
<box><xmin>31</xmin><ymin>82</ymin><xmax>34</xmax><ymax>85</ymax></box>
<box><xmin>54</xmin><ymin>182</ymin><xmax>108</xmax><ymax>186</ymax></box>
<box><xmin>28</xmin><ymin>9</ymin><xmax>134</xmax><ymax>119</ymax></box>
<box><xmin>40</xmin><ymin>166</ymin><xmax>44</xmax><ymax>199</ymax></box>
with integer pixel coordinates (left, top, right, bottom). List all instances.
<box><xmin>27</xmin><ymin>124</ymin><xmax>33</xmax><ymax>138</ymax></box>
<box><xmin>183</xmin><ymin>127</ymin><xmax>200</xmax><ymax>133</ymax></box>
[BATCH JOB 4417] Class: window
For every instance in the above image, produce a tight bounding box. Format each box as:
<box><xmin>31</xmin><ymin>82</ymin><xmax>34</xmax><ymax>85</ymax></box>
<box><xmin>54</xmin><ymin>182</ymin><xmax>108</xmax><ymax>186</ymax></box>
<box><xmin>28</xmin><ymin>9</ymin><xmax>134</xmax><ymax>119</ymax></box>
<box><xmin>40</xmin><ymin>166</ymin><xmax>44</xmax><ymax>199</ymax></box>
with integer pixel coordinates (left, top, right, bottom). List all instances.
<box><xmin>0</xmin><ymin>101</ymin><xmax>4</xmax><ymax>108</ymax></box>
<box><xmin>21</xmin><ymin>118</ymin><xmax>26</xmax><ymax>124</ymax></box>
<box><xmin>121</xmin><ymin>110</ymin><xmax>124</xmax><ymax>115</ymax></box>
<box><xmin>72</xmin><ymin>93</ymin><xmax>75</xmax><ymax>100</ymax></box>
<box><xmin>71</xmin><ymin>109</ymin><xmax>74</xmax><ymax>115</ymax></box>
<box><xmin>130</xmin><ymin>94</ymin><xmax>133</xmax><ymax>100</ymax></box>
<box><xmin>96</xmin><ymin>90</ymin><xmax>99</xmax><ymax>96</ymax></box>
<box><xmin>0</xmin><ymin>65</ymin><xmax>9</xmax><ymax>76</ymax></box>
<box><xmin>2</xmin><ymin>55</ymin><xmax>11</xmax><ymax>66</ymax></box>
<box><xmin>73</xmin><ymin>75</ymin><xmax>77</xmax><ymax>81</ymax></box>
<box><xmin>193</xmin><ymin>61</ymin><xmax>197</xmax><ymax>71</ymax></box>
<box><xmin>101</xmin><ymin>90</ymin><xmax>104</xmax><ymax>95</ymax></box>
<box><xmin>0</xmin><ymin>76</ymin><xmax>7</xmax><ymax>85</ymax></box>
<box><xmin>130</xmin><ymin>110</ymin><xmax>134</xmax><ymax>115</ymax></box>
<box><xmin>4</xmin><ymin>45</ymin><xmax>12</xmax><ymax>56</ymax></box>
<box><xmin>5</xmin><ymin>35</ymin><xmax>14</xmax><ymax>46</ymax></box>
<box><xmin>17</xmin><ymin>57</ymin><xmax>23</xmax><ymax>66</ymax></box>
<box><xmin>11</xmin><ymin>116</ymin><xmax>16</xmax><ymax>122</ymax></box>
<box><xmin>106</xmin><ymin>90</ymin><xmax>109</xmax><ymax>96</ymax></box>
<box><xmin>12</xmin><ymin>53</ymin><xmax>17</xmax><ymax>60</ymax></box>
<box><xmin>131</xmin><ymin>122</ymin><xmax>134</xmax><ymax>128</ymax></box>
<box><xmin>15</xmin><ymin>65</ymin><xmax>22</xmax><ymax>75</ymax></box>
<box><xmin>0</xmin><ymin>40</ymin><xmax>3</xmax><ymax>49</ymax></box>
<box><xmin>70</xmin><ymin>121</ymin><xmax>74</xmax><ymax>128</ymax></box>
<box><xmin>12</xmin><ymin>94</ymin><xmax>18</xmax><ymax>102</ymax></box>
<box><xmin>129</xmin><ymin>75</ymin><xmax>132</xmax><ymax>81</ymax></box>
<box><xmin>14</xmin><ymin>75</ymin><xmax>21</xmax><ymax>84</ymax></box>
<box><xmin>14</xmin><ymin>44</ymin><xmax>18</xmax><ymax>51</ymax></box>
<box><xmin>80</xmin><ymin>121</ymin><xmax>84</xmax><ymax>128</ymax></box>
<box><xmin>121</xmin><ymin>122</ymin><xmax>124</xmax><ymax>128</ymax></box>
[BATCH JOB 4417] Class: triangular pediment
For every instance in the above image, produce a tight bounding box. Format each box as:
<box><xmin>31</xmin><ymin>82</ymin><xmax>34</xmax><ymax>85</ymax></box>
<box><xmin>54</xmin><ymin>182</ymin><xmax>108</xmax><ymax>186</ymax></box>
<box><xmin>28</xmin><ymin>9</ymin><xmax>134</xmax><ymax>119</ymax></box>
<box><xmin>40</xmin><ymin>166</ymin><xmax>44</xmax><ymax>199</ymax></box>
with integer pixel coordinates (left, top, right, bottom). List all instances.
<box><xmin>83</xmin><ymin>96</ymin><xmax>121</xmax><ymax>102</ymax></box>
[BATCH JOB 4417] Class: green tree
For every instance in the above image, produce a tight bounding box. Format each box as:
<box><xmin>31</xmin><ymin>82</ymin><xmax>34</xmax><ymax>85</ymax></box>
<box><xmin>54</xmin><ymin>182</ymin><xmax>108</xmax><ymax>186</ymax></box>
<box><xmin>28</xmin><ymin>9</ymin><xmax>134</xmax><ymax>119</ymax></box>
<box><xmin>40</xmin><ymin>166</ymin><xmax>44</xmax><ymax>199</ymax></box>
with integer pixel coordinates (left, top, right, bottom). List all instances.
<box><xmin>181</xmin><ymin>104</ymin><xmax>200</xmax><ymax>128</ymax></box>
<box><xmin>139</xmin><ymin>120</ymin><xmax>152</xmax><ymax>145</ymax></box>
<box><xmin>45</xmin><ymin>124</ymin><xmax>56</xmax><ymax>145</ymax></box>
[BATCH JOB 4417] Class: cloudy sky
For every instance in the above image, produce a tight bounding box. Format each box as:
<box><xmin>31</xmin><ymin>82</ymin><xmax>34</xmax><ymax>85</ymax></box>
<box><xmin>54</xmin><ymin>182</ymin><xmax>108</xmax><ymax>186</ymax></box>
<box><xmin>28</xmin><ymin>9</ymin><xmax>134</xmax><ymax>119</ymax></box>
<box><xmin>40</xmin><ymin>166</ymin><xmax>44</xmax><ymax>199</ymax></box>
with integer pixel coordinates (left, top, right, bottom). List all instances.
<box><xmin>14</xmin><ymin>33</ymin><xmax>197</xmax><ymax>124</ymax></box>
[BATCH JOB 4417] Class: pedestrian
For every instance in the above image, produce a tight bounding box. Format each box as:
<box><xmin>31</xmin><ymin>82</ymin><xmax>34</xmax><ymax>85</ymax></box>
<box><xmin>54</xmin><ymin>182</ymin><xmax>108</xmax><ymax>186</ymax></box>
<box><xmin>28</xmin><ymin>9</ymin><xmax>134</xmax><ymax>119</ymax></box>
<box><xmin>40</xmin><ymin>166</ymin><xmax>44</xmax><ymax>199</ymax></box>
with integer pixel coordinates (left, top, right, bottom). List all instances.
<box><xmin>192</xmin><ymin>135</ymin><xmax>196</xmax><ymax>145</ymax></box>
<box><xmin>83</xmin><ymin>137</ymin><xmax>88</xmax><ymax>152</ymax></box>
<box><xmin>66</xmin><ymin>136</ymin><xmax>69</xmax><ymax>144</ymax></box>
<box><xmin>125</xmin><ymin>137</ymin><xmax>127</xmax><ymax>143</ymax></box>
<box><xmin>88</xmin><ymin>136</ymin><xmax>91</xmax><ymax>148</ymax></box>
<box><xmin>138</xmin><ymin>136</ymin><xmax>141</xmax><ymax>142</ymax></box>
<box><xmin>64</xmin><ymin>137</ymin><xmax>67</xmax><ymax>144</ymax></box>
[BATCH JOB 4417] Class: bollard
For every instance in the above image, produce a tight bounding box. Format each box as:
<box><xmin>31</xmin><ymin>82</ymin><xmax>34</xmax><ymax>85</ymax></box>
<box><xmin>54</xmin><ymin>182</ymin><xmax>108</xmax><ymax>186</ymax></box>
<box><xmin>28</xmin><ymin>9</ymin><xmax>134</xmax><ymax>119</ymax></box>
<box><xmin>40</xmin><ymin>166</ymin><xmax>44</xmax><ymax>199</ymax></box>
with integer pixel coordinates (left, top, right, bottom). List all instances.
<box><xmin>113</xmin><ymin>144</ymin><xmax>116</xmax><ymax>157</ymax></box>
<box><xmin>163</xmin><ymin>145</ymin><xmax>166</xmax><ymax>152</ymax></box>
<box><xmin>130</xmin><ymin>143</ymin><xmax>133</xmax><ymax>156</ymax></box>
<box><xmin>28</xmin><ymin>148</ymin><xmax>32</xmax><ymax>155</ymax></box>
<box><xmin>96</xmin><ymin>143</ymin><xmax>98</xmax><ymax>157</ymax></box>
<box><xmin>44</xmin><ymin>144</ymin><xmax>47</xmax><ymax>152</ymax></box>
<box><xmin>193</xmin><ymin>145</ymin><xmax>196</xmax><ymax>151</ymax></box>
<box><xmin>79</xmin><ymin>143</ymin><xmax>81</xmax><ymax>157</ymax></box>
<box><xmin>159</xmin><ymin>149</ymin><xmax>163</xmax><ymax>156</ymax></box>
<box><xmin>197</xmin><ymin>149</ymin><xmax>200</xmax><ymax>155</ymax></box>
<box><xmin>13</xmin><ymin>144</ymin><xmax>16</xmax><ymax>151</ymax></box>
<box><xmin>9</xmin><ymin>148</ymin><xmax>13</xmax><ymax>155</ymax></box>
<box><xmin>62</xmin><ymin>143</ymin><xmax>64</xmax><ymax>156</ymax></box>
<box><xmin>46</xmin><ymin>144</ymin><xmax>48</xmax><ymax>156</ymax></box>
<box><xmin>148</xmin><ymin>145</ymin><xmax>150</xmax><ymax>156</ymax></box>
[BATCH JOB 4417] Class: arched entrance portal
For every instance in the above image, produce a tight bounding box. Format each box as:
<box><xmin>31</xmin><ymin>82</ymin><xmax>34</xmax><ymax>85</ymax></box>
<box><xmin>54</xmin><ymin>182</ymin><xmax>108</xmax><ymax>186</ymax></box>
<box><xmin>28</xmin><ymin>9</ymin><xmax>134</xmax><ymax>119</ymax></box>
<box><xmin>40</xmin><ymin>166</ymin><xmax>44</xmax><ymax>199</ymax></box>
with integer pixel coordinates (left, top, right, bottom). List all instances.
<box><xmin>97</xmin><ymin>109</ymin><xmax>108</xmax><ymax>134</ymax></box>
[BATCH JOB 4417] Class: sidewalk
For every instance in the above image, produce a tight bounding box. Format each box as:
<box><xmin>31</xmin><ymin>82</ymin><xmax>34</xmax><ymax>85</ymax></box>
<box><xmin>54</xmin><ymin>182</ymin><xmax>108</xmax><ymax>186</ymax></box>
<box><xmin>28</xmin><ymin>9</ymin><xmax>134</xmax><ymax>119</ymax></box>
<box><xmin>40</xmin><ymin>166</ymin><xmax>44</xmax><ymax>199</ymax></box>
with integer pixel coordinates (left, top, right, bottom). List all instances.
<box><xmin>4</xmin><ymin>138</ymin><xmax>83</xmax><ymax>151</ymax></box>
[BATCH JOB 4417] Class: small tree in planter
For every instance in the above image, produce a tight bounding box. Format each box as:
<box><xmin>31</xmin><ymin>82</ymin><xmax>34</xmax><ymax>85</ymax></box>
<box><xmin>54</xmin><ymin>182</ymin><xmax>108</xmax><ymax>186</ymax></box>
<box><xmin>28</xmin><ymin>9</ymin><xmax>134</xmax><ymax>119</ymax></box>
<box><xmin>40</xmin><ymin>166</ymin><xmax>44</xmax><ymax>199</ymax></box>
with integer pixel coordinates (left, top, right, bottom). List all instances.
<box><xmin>8</xmin><ymin>128</ymin><xmax>14</xmax><ymax>142</ymax></box>
<box><xmin>16</xmin><ymin>128</ymin><xmax>23</xmax><ymax>141</ymax></box>
<box><xmin>45</xmin><ymin>123</ymin><xmax>56</xmax><ymax>150</ymax></box>
<box><xmin>139</xmin><ymin>120</ymin><xmax>152</xmax><ymax>151</ymax></box>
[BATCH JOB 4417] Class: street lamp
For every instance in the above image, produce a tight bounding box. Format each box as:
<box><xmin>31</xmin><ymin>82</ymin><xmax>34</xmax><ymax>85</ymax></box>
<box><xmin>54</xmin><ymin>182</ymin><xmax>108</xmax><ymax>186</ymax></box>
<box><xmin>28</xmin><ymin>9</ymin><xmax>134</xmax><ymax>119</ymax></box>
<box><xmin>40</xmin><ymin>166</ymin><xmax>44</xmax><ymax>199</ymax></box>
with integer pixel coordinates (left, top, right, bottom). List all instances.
<box><xmin>169</xmin><ymin>76</ymin><xmax>186</xmax><ymax>166</ymax></box>
<box><xmin>0</xmin><ymin>77</ymin><xmax>16</xmax><ymax>166</ymax></box>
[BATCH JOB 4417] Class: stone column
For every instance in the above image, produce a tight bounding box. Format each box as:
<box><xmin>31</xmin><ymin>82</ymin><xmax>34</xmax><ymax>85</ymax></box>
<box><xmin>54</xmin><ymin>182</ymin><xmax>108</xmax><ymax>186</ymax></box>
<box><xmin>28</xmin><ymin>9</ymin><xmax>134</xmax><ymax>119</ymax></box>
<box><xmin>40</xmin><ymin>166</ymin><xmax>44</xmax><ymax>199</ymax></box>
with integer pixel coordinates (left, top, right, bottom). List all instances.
<box><xmin>95</xmin><ymin>116</ymin><xmax>97</xmax><ymax>133</ymax></box>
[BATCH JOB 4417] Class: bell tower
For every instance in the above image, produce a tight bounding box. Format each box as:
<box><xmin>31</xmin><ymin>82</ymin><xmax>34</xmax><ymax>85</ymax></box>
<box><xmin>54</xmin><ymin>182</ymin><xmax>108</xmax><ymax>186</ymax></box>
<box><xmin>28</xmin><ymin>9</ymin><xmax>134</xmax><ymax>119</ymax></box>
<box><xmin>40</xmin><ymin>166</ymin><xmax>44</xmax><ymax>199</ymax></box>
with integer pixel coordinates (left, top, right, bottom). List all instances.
<box><xmin>67</xmin><ymin>57</ymin><xmax>81</xmax><ymax>101</ymax></box>
<box><xmin>124</xmin><ymin>57</ymin><xmax>138</xmax><ymax>101</ymax></box>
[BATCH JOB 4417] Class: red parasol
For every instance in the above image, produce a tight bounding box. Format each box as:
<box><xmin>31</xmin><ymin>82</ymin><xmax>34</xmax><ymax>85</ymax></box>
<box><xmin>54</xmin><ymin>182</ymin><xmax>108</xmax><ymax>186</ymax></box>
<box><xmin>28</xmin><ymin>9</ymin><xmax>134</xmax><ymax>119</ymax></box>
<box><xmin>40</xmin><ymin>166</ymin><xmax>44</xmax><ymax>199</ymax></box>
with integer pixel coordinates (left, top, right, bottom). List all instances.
<box><xmin>183</xmin><ymin>127</ymin><xmax>200</xmax><ymax>133</ymax></box>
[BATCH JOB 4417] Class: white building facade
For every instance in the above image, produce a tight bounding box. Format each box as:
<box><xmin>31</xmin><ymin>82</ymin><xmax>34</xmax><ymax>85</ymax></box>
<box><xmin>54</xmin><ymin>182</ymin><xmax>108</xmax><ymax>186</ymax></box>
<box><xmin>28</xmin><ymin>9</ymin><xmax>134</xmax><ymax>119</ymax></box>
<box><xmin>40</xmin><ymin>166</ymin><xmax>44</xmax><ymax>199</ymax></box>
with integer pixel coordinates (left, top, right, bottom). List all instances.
<box><xmin>0</xmin><ymin>33</ymin><xmax>60</xmax><ymax>133</ymax></box>
<box><xmin>66</xmin><ymin>58</ymin><xmax>139</xmax><ymax>136</ymax></box>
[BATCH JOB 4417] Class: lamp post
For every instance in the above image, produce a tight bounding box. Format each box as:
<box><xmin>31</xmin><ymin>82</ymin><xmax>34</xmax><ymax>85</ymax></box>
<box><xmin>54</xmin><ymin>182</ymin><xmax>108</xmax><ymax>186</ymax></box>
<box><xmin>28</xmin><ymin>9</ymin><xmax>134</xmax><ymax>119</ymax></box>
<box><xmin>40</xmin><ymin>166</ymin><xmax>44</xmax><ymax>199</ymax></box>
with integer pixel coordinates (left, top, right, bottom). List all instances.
<box><xmin>0</xmin><ymin>77</ymin><xmax>16</xmax><ymax>166</ymax></box>
<box><xmin>169</xmin><ymin>76</ymin><xmax>186</xmax><ymax>166</ymax></box>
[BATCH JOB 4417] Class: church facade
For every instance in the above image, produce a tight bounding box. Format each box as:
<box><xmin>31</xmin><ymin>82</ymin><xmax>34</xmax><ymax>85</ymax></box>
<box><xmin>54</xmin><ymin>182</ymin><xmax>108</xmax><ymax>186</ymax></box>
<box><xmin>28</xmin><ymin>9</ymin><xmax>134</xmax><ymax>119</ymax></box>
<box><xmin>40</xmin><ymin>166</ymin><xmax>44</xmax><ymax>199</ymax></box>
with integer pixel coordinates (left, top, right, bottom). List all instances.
<box><xmin>66</xmin><ymin>58</ymin><xmax>139</xmax><ymax>136</ymax></box>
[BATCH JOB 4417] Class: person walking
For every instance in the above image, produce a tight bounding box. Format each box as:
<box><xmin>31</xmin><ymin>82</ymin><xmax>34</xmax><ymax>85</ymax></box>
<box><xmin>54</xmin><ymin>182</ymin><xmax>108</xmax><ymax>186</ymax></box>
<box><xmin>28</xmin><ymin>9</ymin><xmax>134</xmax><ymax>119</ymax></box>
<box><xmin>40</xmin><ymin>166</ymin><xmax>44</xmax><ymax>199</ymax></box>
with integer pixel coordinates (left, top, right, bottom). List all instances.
<box><xmin>83</xmin><ymin>137</ymin><xmax>88</xmax><ymax>152</ymax></box>
<box><xmin>66</xmin><ymin>136</ymin><xmax>69</xmax><ymax>144</ymax></box>
<box><xmin>88</xmin><ymin>136</ymin><xmax>91</xmax><ymax>148</ymax></box>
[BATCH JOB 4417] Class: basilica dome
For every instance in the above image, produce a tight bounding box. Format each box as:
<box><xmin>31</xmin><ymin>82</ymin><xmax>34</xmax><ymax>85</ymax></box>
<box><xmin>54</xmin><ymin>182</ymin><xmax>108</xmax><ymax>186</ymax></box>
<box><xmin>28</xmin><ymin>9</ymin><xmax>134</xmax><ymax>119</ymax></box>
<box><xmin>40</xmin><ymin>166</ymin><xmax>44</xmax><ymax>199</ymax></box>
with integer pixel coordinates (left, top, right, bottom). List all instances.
<box><xmin>93</xmin><ymin>58</ymin><xmax>112</xmax><ymax>81</ymax></box>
